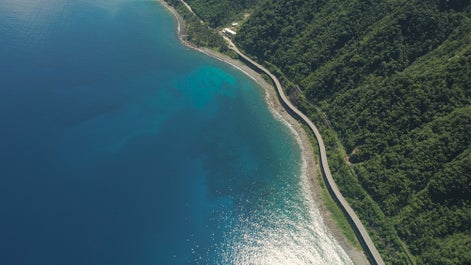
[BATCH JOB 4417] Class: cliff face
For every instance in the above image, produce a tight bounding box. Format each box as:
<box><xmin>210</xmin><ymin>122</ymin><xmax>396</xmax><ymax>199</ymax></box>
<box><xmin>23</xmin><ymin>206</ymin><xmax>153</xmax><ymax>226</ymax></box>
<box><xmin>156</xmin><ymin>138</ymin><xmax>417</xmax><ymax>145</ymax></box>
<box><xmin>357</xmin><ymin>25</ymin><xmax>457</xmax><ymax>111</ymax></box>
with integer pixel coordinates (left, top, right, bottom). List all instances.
<box><xmin>234</xmin><ymin>1</ymin><xmax>470</xmax><ymax>264</ymax></box>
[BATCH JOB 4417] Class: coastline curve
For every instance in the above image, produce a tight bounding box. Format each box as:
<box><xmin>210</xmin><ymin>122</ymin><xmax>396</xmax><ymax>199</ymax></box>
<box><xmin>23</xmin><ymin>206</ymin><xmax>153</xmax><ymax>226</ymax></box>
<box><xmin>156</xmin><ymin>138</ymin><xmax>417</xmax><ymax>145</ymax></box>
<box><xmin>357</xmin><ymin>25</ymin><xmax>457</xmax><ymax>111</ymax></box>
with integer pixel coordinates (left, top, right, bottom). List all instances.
<box><xmin>223</xmin><ymin>36</ymin><xmax>385</xmax><ymax>265</ymax></box>
<box><xmin>157</xmin><ymin>0</ymin><xmax>379</xmax><ymax>264</ymax></box>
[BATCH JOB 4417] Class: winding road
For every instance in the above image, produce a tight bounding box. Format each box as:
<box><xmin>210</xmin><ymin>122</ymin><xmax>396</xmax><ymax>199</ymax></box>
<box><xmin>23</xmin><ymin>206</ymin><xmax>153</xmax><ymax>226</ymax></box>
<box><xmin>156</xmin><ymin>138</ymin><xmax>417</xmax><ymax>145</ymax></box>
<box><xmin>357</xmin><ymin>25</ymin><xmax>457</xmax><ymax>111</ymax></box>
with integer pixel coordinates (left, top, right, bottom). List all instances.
<box><xmin>223</xmin><ymin>36</ymin><xmax>385</xmax><ymax>265</ymax></box>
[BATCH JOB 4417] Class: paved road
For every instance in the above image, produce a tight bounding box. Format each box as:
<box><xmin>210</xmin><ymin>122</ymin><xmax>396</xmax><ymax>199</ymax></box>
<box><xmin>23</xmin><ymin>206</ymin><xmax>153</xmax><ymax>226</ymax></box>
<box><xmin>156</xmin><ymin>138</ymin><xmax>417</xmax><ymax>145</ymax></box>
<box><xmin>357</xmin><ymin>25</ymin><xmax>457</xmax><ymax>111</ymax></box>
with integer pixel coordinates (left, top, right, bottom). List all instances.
<box><xmin>224</xmin><ymin>36</ymin><xmax>385</xmax><ymax>265</ymax></box>
<box><xmin>181</xmin><ymin>0</ymin><xmax>197</xmax><ymax>17</ymax></box>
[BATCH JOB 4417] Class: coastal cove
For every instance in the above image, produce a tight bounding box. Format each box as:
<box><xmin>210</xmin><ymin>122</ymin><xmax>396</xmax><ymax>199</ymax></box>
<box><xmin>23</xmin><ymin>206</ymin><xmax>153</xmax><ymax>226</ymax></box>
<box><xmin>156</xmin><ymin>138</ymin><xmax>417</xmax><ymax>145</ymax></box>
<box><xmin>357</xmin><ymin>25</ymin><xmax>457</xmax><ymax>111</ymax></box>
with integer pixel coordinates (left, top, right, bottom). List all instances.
<box><xmin>1</xmin><ymin>0</ymin><xmax>359</xmax><ymax>264</ymax></box>
<box><xmin>158</xmin><ymin>1</ymin><xmax>371</xmax><ymax>264</ymax></box>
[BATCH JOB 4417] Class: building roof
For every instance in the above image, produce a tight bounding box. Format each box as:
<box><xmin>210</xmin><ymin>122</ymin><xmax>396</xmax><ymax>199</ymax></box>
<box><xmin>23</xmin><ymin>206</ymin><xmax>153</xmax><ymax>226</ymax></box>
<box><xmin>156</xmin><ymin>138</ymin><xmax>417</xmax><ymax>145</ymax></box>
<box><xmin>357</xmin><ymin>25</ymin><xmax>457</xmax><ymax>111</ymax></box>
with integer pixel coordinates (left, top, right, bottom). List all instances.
<box><xmin>223</xmin><ymin>28</ymin><xmax>237</xmax><ymax>35</ymax></box>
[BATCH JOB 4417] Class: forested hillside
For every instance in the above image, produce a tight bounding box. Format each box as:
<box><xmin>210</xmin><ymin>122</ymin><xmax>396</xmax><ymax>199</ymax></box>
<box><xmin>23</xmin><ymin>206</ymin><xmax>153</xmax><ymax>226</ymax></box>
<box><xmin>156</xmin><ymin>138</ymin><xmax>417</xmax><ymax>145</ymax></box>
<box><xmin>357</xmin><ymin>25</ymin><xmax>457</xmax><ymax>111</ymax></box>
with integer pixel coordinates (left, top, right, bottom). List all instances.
<box><xmin>163</xmin><ymin>0</ymin><xmax>261</xmax><ymax>48</ymax></box>
<box><xmin>233</xmin><ymin>0</ymin><xmax>470</xmax><ymax>264</ymax></box>
<box><xmin>183</xmin><ymin>0</ymin><xmax>261</xmax><ymax>27</ymax></box>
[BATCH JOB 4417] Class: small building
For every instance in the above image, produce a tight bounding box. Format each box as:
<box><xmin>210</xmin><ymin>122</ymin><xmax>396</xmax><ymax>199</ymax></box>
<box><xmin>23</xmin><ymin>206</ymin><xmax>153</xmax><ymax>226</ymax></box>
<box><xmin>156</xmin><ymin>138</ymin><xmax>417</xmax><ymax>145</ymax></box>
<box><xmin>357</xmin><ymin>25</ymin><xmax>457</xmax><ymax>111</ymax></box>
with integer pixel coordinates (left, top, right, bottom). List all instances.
<box><xmin>223</xmin><ymin>28</ymin><xmax>237</xmax><ymax>36</ymax></box>
<box><xmin>231</xmin><ymin>22</ymin><xmax>239</xmax><ymax>26</ymax></box>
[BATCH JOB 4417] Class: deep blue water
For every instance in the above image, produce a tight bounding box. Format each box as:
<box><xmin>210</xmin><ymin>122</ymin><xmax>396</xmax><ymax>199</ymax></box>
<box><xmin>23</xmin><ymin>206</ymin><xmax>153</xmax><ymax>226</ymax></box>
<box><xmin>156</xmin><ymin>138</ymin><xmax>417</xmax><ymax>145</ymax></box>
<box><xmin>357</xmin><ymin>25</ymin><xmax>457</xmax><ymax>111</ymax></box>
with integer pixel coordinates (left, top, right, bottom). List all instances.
<box><xmin>0</xmin><ymin>0</ymin><xmax>353</xmax><ymax>264</ymax></box>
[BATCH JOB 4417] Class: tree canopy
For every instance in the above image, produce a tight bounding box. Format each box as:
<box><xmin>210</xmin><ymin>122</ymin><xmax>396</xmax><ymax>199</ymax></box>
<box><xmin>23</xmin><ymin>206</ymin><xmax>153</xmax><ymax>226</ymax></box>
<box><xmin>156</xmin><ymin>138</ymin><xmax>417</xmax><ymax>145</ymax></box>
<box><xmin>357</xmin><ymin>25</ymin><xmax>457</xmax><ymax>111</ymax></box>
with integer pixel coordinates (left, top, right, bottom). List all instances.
<box><xmin>234</xmin><ymin>0</ymin><xmax>470</xmax><ymax>264</ymax></box>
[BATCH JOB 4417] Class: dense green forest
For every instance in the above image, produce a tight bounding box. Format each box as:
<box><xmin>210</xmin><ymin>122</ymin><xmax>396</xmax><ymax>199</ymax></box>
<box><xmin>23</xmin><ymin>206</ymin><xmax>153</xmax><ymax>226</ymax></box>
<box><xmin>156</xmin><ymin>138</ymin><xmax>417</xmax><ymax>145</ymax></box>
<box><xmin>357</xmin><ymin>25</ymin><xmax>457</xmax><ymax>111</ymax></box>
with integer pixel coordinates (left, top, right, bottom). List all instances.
<box><xmin>183</xmin><ymin>0</ymin><xmax>261</xmax><ymax>27</ymax></box>
<box><xmin>163</xmin><ymin>0</ymin><xmax>226</xmax><ymax>49</ymax></box>
<box><xmin>234</xmin><ymin>0</ymin><xmax>470</xmax><ymax>264</ymax></box>
<box><xmin>167</xmin><ymin>0</ymin><xmax>471</xmax><ymax>264</ymax></box>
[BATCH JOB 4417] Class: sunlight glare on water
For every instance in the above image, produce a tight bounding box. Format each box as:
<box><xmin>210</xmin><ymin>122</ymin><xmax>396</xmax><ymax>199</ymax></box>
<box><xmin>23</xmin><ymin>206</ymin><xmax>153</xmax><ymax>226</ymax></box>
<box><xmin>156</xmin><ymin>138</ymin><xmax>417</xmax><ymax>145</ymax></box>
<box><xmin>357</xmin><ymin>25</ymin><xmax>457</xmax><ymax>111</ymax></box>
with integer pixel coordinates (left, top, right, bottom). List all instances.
<box><xmin>0</xmin><ymin>0</ymin><xmax>355</xmax><ymax>263</ymax></box>
<box><xmin>216</xmin><ymin>126</ymin><xmax>354</xmax><ymax>265</ymax></box>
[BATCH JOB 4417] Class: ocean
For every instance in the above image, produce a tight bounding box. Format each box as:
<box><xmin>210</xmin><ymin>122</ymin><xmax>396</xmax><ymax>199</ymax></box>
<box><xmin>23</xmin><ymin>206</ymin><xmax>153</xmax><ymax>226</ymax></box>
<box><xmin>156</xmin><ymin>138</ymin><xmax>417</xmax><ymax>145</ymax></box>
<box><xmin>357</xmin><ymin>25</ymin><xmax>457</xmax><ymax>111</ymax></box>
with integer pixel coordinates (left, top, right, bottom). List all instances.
<box><xmin>0</xmin><ymin>0</ymin><xmax>352</xmax><ymax>264</ymax></box>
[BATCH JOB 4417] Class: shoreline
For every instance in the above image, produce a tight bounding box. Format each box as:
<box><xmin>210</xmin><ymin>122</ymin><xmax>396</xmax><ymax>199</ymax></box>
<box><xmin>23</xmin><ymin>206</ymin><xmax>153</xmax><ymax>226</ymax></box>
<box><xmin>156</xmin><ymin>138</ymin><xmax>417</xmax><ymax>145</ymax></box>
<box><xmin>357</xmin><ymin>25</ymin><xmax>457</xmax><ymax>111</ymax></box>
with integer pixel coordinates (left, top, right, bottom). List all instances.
<box><xmin>157</xmin><ymin>1</ymin><xmax>368</xmax><ymax>264</ymax></box>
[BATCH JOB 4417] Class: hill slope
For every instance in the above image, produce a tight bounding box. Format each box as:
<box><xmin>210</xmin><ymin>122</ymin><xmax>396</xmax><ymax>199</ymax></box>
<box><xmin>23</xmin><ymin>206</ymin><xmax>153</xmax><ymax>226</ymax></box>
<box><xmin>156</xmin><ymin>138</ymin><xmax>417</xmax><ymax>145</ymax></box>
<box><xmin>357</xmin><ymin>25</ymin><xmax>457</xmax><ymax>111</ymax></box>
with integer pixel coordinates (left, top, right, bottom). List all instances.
<box><xmin>183</xmin><ymin>0</ymin><xmax>261</xmax><ymax>27</ymax></box>
<box><xmin>234</xmin><ymin>0</ymin><xmax>470</xmax><ymax>264</ymax></box>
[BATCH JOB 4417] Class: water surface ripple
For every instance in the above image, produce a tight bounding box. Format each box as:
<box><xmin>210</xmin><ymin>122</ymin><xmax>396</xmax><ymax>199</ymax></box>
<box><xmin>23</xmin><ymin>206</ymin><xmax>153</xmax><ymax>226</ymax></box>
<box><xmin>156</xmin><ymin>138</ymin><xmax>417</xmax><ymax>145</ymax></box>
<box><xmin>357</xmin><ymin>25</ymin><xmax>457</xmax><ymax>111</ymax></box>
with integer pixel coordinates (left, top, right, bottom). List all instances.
<box><xmin>0</xmin><ymin>0</ymin><xmax>352</xmax><ymax>264</ymax></box>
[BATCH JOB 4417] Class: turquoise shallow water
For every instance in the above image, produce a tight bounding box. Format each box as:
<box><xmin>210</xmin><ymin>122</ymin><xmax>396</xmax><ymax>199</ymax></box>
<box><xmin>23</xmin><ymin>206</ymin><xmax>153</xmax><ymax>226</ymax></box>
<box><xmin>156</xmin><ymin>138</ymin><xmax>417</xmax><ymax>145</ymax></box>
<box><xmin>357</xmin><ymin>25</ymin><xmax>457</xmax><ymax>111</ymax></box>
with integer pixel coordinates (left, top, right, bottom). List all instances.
<box><xmin>0</xmin><ymin>0</ymin><xmax>353</xmax><ymax>264</ymax></box>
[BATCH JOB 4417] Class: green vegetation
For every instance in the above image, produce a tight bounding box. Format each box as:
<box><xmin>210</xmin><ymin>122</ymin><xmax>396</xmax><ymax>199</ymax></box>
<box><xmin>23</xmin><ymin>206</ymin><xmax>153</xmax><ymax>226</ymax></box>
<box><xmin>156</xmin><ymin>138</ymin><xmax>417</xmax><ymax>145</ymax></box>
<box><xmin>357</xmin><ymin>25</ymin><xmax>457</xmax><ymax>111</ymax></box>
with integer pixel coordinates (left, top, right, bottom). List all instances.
<box><xmin>163</xmin><ymin>0</ymin><xmax>226</xmax><ymax>50</ymax></box>
<box><xmin>166</xmin><ymin>0</ymin><xmax>471</xmax><ymax>264</ymax></box>
<box><xmin>302</xmin><ymin>124</ymin><xmax>362</xmax><ymax>249</ymax></box>
<box><xmin>183</xmin><ymin>0</ymin><xmax>261</xmax><ymax>27</ymax></box>
<box><xmin>234</xmin><ymin>0</ymin><xmax>471</xmax><ymax>264</ymax></box>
